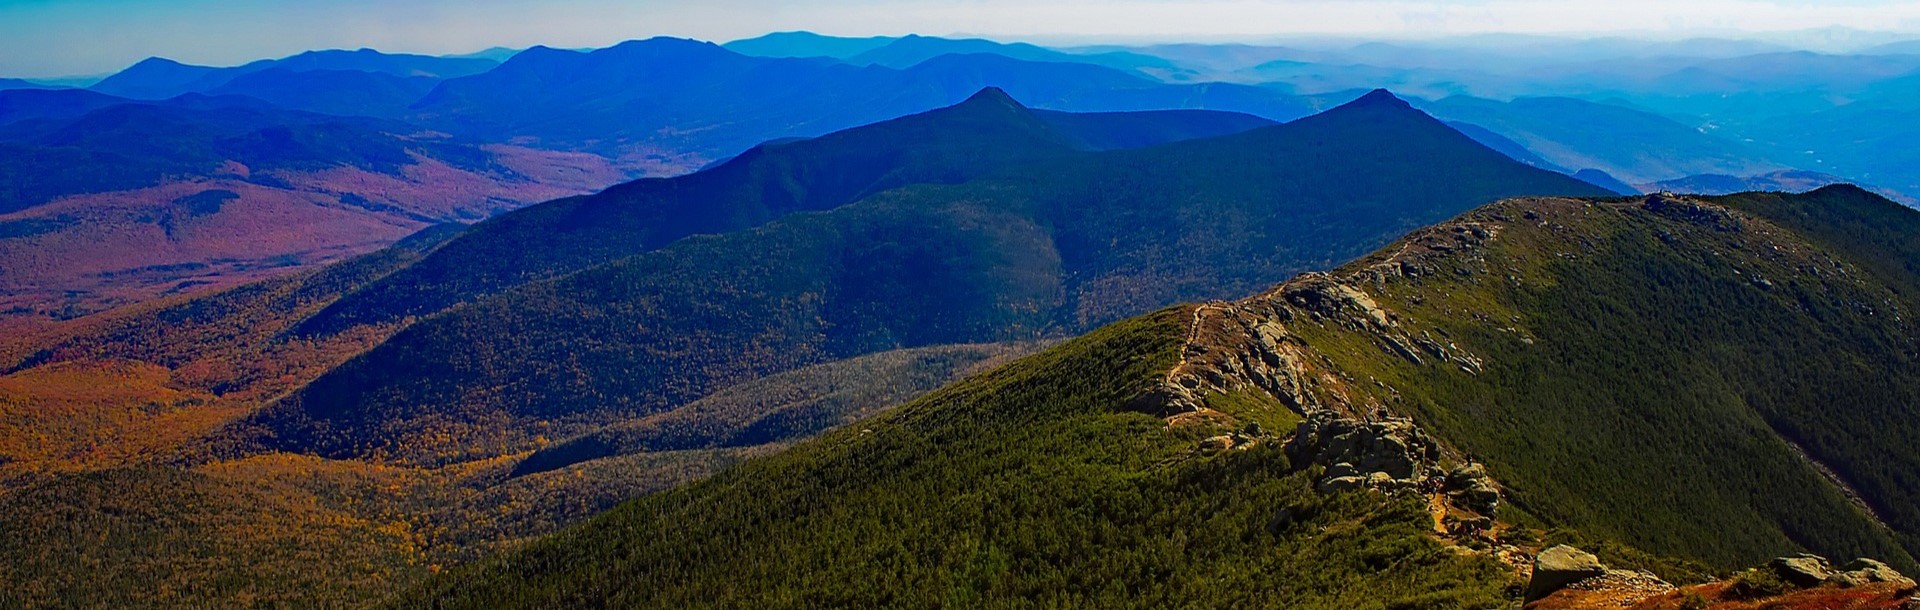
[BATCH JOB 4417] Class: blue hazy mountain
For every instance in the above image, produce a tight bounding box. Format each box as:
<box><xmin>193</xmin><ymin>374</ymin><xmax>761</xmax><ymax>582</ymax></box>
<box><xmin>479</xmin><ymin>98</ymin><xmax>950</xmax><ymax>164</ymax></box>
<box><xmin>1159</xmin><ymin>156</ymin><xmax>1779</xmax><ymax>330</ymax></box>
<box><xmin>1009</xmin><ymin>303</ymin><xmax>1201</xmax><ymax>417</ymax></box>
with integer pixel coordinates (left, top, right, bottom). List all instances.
<box><xmin>723</xmin><ymin>31</ymin><xmax>900</xmax><ymax>58</ymax></box>
<box><xmin>1571</xmin><ymin>168</ymin><xmax>1639</xmax><ymax>195</ymax></box>
<box><xmin>205</xmin><ymin>68</ymin><xmax>441</xmax><ymax>117</ymax></box>
<box><xmin>443</xmin><ymin>47</ymin><xmax>527</xmax><ymax>62</ymax></box>
<box><xmin>1863</xmin><ymin>39</ymin><xmax>1920</xmax><ymax>54</ymax></box>
<box><xmin>1444</xmin><ymin>120</ymin><xmax>1572</xmax><ymax>173</ymax></box>
<box><xmin>0</xmin><ymin>78</ymin><xmax>59</xmax><ymax>91</ymax></box>
<box><xmin>726</xmin><ymin>32</ymin><xmax>1184</xmax><ymax>78</ymax></box>
<box><xmin>1418</xmin><ymin>95</ymin><xmax>1787</xmax><ymax>184</ymax></box>
<box><xmin>409</xmin><ymin>38</ymin><xmax>1313</xmax><ymax>163</ymax></box>
<box><xmin>89</xmin><ymin>49</ymin><xmax>499</xmax><ymax>100</ymax></box>
<box><xmin>0</xmin><ymin>88</ymin><xmax>127</xmax><ymax>125</ymax></box>
<box><xmin>843</xmin><ymin>34</ymin><xmax>1186</xmax><ymax>76</ymax></box>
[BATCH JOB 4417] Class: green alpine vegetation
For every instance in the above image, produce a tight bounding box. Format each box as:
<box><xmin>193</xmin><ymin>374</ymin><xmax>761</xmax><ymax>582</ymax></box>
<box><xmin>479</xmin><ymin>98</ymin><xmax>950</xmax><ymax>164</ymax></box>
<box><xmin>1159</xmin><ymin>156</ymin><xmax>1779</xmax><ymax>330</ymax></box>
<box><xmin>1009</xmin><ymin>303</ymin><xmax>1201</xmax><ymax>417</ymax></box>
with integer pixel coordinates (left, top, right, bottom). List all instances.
<box><xmin>1146</xmin><ymin>185</ymin><xmax>1920</xmax><ymax>571</ymax></box>
<box><xmin>403</xmin><ymin>186</ymin><xmax>1920</xmax><ymax>605</ymax></box>
<box><xmin>397</xmin><ymin>309</ymin><xmax>1519</xmax><ymax>609</ymax></box>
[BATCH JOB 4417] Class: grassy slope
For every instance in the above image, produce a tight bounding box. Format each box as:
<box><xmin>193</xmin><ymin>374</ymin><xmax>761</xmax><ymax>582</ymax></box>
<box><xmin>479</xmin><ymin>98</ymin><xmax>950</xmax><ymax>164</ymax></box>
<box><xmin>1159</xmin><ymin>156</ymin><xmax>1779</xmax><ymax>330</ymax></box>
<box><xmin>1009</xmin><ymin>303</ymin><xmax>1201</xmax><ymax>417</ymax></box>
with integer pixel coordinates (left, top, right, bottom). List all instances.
<box><xmin>1277</xmin><ymin>188</ymin><xmax>1920</xmax><ymax>570</ymax></box>
<box><xmin>400</xmin><ymin>308</ymin><xmax>1516</xmax><ymax>609</ymax></box>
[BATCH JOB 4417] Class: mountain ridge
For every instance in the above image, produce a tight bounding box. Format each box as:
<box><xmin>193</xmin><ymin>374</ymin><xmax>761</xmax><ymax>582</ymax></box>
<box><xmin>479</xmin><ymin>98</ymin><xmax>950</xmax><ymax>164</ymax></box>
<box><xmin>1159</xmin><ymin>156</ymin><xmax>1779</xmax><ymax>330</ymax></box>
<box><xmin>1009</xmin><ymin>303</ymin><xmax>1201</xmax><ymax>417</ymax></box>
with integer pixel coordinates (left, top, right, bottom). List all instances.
<box><xmin>394</xmin><ymin>186</ymin><xmax>1920</xmax><ymax>607</ymax></box>
<box><xmin>217</xmin><ymin>88</ymin><xmax>1609</xmax><ymax>466</ymax></box>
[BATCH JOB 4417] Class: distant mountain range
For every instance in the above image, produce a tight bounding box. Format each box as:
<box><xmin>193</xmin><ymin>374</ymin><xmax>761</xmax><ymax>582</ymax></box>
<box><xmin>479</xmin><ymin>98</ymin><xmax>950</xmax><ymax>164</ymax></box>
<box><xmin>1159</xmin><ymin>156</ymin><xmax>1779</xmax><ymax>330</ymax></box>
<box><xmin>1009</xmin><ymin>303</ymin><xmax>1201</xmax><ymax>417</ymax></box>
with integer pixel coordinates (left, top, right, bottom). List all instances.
<box><xmin>1641</xmin><ymin>169</ymin><xmax>1918</xmax><ymax>205</ymax></box>
<box><xmin>217</xmin><ymin>89</ymin><xmax>1606</xmax><ymax>468</ymax></box>
<box><xmin>406</xmin><ymin>37</ymin><xmax>1314</xmax><ymax>164</ymax></box>
<box><xmin>0</xmin><ymin>38</ymin><xmax>1332</xmax><ymax>321</ymax></box>
<box><xmin>1417</xmin><ymin>95</ymin><xmax>1789</xmax><ymax>185</ymax></box>
<box><xmin>6</xmin><ymin>30</ymin><xmax>1920</xmax><ymax>610</ymax></box>
<box><xmin>4</xmin><ymin>32</ymin><xmax>1915</xmax><ymax>325</ymax></box>
<box><xmin>89</xmin><ymin>49</ymin><xmax>500</xmax><ymax>100</ymax></box>
<box><xmin>1</xmin><ymin>88</ymin><xmax>1610</xmax><ymax>607</ymax></box>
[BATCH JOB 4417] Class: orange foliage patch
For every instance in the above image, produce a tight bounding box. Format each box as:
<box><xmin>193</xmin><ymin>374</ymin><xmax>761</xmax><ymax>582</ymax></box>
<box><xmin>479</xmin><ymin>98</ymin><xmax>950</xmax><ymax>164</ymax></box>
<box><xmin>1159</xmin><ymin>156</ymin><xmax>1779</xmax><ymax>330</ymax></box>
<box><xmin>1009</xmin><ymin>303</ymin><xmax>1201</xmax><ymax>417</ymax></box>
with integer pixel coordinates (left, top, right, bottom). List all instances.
<box><xmin>0</xmin><ymin>359</ymin><xmax>240</xmax><ymax>476</ymax></box>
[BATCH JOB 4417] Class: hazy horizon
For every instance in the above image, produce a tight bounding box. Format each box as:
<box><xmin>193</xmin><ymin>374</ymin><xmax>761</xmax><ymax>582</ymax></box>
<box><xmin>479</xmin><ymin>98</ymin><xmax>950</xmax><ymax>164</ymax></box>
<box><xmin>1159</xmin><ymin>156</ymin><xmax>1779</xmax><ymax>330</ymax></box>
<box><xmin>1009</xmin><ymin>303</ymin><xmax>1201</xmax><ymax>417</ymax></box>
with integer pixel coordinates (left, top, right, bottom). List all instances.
<box><xmin>6</xmin><ymin>0</ymin><xmax>1920</xmax><ymax>78</ymax></box>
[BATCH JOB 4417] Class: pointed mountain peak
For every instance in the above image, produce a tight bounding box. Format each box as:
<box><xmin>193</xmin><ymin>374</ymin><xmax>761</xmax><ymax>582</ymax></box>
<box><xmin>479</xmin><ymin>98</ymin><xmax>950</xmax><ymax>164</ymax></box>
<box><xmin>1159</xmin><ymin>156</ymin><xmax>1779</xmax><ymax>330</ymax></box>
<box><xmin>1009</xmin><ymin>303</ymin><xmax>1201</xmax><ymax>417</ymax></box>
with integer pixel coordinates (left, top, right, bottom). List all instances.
<box><xmin>1341</xmin><ymin>88</ymin><xmax>1413</xmax><ymax>110</ymax></box>
<box><xmin>961</xmin><ymin>86</ymin><xmax>1024</xmax><ymax>108</ymax></box>
<box><xmin>1291</xmin><ymin>88</ymin><xmax>1438</xmax><ymax>129</ymax></box>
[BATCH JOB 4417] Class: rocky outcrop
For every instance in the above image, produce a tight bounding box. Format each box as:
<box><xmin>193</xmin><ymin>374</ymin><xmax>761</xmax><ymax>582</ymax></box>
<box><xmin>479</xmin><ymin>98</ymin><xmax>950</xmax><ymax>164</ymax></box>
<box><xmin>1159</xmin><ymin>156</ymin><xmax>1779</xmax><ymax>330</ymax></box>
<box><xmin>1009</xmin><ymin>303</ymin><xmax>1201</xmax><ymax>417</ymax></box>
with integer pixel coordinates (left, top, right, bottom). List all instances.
<box><xmin>1285</xmin><ymin>413</ymin><xmax>1442</xmax><ymax>493</ymax></box>
<box><xmin>1769</xmin><ymin>553</ymin><xmax>1834</xmax><ymax>587</ymax></box>
<box><xmin>1279</xmin><ymin>412</ymin><xmax>1503</xmax><ymax>520</ymax></box>
<box><xmin>1124</xmin><ymin>209</ymin><xmax>1507</xmax><ymax>425</ymax></box>
<box><xmin>1446</xmin><ymin>463</ymin><xmax>1501</xmax><ymax>516</ymax></box>
<box><xmin>1527</xmin><ymin>545</ymin><xmax>1612</xmax><ymax>601</ymax></box>
<box><xmin>1643</xmin><ymin>193</ymin><xmax>1744</xmax><ymax>232</ymax></box>
<box><xmin>1830</xmin><ymin>558</ymin><xmax>1917</xmax><ymax>588</ymax></box>
<box><xmin>1765</xmin><ymin>553</ymin><xmax>1916</xmax><ymax>589</ymax></box>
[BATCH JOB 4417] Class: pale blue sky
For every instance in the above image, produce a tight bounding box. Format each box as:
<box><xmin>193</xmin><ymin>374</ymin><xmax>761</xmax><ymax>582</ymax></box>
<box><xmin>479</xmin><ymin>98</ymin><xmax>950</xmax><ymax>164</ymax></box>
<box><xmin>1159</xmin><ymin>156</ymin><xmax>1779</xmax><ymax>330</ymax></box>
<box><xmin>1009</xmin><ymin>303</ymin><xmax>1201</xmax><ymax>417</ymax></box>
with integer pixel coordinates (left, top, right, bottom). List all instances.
<box><xmin>5</xmin><ymin>0</ymin><xmax>1920</xmax><ymax>77</ymax></box>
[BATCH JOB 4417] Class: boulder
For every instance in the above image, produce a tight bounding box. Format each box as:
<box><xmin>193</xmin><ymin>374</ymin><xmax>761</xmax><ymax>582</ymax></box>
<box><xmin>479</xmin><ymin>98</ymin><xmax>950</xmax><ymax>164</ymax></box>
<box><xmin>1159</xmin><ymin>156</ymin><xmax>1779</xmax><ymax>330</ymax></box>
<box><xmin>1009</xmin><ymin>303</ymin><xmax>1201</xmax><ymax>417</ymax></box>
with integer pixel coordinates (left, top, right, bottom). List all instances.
<box><xmin>1325</xmin><ymin>462</ymin><xmax>1359</xmax><ymax>479</ymax></box>
<box><xmin>1527</xmin><ymin>545</ymin><xmax>1609</xmax><ymax>601</ymax></box>
<box><xmin>1366</xmin><ymin>472</ymin><xmax>1398</xmax><ymax>489</ymax></box>
<box><xmin>1768</xmin><ymin>554</ymin><xmax>1833</xmax><ymax>588</ymax></box>
<box><xmin>1318</xmin><ymin>476</ymin><xmax>1366</xmax><ymax>493</ymax></box>
<box><xmin>1446</xmin><ymin>463</ymin><xmax>1501</xmax><ymax>515</ymax></box>
<box><xmin>1827</xmin><ymin>558</ymin><xmax>1916</xmax><ymax>588</ymax></box>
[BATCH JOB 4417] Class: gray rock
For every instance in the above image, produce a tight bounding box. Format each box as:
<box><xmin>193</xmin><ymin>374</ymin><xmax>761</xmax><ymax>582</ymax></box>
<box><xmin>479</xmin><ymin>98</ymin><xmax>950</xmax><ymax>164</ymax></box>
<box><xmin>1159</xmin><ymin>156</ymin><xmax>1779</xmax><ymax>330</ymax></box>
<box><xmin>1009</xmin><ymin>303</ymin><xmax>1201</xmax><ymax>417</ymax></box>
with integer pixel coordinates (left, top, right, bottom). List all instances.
<box><xmin>1287</xmin><ymin>413</ymin><xmax>1445</xmax><ymax>494</ymax></box>
<box><xmin>1526</xmin><ymin>545</ymin><xmax>1609</xmax><ymax>601</ymax></box>
<box><xmin>1445</xmin><ymin>463</ymin><xmax>1501</xmax><ymax>515</ymax></box>
<box><xmin>1366</xmin><ymin>472</ymin><xmax>1397</xmax><ymax>488</ymax></box>
<box><xmin>1318</xmin><ymin>476</ymin><xmax>1366</xmax><ymax>493</ymax></box>
<box><xmin>1827</xmin><ymin>558</ymin><xmax>1916</xmax><ymax>588</ymax></box>
<box><xmin>1768</xmin><ymin>554</ymin><xmax>1832</xmax><ymax>588</ymax></box>
<box><xmin>1325</xmin><ymin>462</ymin><xmax>1359</xmax><ymax>479</ymax></box>
<box><xmin>1447</xmin><ymin>463</ymin><xmax>1488</xmax><ymax>485</ymax></box>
